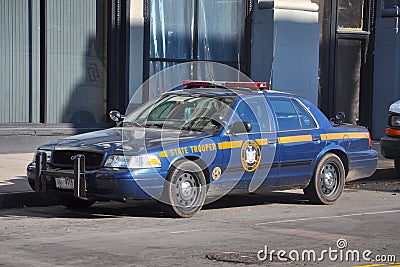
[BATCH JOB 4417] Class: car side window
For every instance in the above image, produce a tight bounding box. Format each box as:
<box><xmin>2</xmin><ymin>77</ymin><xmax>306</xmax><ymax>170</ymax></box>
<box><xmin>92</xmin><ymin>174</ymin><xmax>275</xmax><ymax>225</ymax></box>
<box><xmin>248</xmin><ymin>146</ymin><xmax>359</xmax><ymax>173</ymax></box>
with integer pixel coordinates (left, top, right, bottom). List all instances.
<box><xmin>291</xmin><ymin>100</ymin><xmax>317</xmax><ymax>129</ymax></box>
<box><xmin>269</xmin><ymin>98</ymin><xmax>301</xmax><ymax>131</ymax></box>
<box><xmin>235</xmin><ymin>97</ymin><xmax>271</xmax><ymax>132</ymax></box>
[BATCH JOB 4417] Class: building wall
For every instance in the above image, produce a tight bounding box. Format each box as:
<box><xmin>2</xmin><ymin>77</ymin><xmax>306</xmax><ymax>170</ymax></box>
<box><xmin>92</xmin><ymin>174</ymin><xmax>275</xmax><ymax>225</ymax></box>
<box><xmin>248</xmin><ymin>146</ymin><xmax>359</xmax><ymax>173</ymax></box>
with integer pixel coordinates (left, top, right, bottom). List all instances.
<box><xmin>3</xmin><ymin>0</ymin><xmax>393</xmax><ymax>154</ymax></box>
<box><xmin>251</xmin><ymin>0</ymin><xmax>320</xmax><ymax>105</ymax></box>
<box><xmin>250</xmin><ymin>1</ymin><xmax>274</xmax><ymax>82</ymax></box>
<box><xmin>128</xmin><ymin>0</ymin><xmax>144</xmax><ymax>104</ymax></box>
<box><xmin>313</xmin><ymin>0</ymin><xmax>377</xmax><ymax>135</ymax></box>
<box><xmin>373</xmin><ymin>0</ymin><xmax>400</xmax><ymax>138</ymax></box>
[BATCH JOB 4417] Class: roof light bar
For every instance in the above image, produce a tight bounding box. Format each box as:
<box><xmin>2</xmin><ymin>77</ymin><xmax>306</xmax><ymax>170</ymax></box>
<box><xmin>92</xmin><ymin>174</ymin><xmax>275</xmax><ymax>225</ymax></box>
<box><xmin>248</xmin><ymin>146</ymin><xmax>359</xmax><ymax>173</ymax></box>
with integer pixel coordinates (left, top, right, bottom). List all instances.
<box><xmin>225</xmin><ymin>82</ymin><xmax>269</xmax><ymax>89</ymax></box>
<box><xmin>182</xmin><ymin>80</ymin><xmax>270</xmax><ymax>90</ymax></box>
<box><xmin>182</xmin><ymin>80</ymin><xmax>222</xmax><ymax>88</ymax></box>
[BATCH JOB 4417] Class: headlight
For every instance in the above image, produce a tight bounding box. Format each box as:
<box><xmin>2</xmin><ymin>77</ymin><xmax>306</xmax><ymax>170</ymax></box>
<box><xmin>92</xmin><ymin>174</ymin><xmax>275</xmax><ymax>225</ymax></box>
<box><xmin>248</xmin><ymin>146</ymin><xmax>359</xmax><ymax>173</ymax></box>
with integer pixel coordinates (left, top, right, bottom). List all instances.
<box><xmin>104</xmin><ymin>155</ymin><xmax>161</xmax><ymax>169</ymax></box>
<box><xmin>391</xmin><ymin>115</ymin><xmax>400</xmax><ymax>127</ymax></box>
<box><xmin>33</xmin><ymin>150</ymin><xmax>52</xmax><ymax>163</ymax></box>
<box><xmin>104</xmin><ymin>155</ymin><xmax>128</xmax><ymax>168</ymax></box>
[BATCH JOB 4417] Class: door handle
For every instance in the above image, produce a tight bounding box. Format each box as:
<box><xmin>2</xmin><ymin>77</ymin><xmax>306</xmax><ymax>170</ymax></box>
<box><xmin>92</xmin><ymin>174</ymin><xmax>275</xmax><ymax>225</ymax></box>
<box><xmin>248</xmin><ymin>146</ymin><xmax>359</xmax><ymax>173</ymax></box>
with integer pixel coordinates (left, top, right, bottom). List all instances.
<box><xmin>312</xmin><ymin>136</ymin><xmax>321</xmax><ymax>141</ymax></box>
<box><xmin>268</xmin><ymin>139</ymin><xmax>277</xmax><ymax>144</ymax></box>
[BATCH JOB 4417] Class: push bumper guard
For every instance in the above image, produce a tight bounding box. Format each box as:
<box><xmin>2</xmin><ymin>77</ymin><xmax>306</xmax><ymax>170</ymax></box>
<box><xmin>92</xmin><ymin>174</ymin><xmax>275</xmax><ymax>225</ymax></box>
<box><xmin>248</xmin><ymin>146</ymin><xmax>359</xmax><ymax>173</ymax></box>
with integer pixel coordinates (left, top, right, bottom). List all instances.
<box><xmin>35</xmin><ymin>152</ymin><xmax>88</xmax><ymax>200</ymax></box>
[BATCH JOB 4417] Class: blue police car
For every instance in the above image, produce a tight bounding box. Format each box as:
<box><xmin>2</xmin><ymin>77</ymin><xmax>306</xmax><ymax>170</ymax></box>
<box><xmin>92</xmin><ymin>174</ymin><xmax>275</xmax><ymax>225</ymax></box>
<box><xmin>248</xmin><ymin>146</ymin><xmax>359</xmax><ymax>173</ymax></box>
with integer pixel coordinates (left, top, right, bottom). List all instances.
<box><xmin>27</xmin><ymin>81</ymin><xmax>377</xmax><ymax>217</ymax></box>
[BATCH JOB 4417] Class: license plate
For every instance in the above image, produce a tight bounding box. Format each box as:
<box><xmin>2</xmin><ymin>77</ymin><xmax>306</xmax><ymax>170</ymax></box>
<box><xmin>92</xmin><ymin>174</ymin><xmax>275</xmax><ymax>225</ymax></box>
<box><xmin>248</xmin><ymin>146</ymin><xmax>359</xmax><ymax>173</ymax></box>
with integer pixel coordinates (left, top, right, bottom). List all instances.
<box><xmin>55</xmin><ymin>177</ymin><xmax>74</xmax><ymax>189</ymax></box>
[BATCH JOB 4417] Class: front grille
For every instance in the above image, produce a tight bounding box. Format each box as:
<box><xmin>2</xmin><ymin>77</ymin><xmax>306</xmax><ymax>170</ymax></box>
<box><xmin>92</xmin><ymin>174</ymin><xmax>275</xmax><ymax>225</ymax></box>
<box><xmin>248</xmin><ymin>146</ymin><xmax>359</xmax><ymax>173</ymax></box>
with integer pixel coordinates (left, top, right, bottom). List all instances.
<box><xmin>52</xmin><ymin>150</ymin><xmax>104</xmax><ymax>170</ymax></box>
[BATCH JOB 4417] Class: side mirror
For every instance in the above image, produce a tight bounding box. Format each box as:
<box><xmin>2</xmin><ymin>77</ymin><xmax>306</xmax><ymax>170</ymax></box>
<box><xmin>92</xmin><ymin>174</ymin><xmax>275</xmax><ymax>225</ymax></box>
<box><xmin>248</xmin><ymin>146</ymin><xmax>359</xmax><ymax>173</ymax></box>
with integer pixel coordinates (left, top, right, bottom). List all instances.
<box><xmin>228</xmin><ymin>121</ymin><xmax>252</xmax><ymax>134</ymax></box>
<box><xmin>109</xmin><ymin>111</ymin><xmax>124</xmax><ymax>124</ymax></box>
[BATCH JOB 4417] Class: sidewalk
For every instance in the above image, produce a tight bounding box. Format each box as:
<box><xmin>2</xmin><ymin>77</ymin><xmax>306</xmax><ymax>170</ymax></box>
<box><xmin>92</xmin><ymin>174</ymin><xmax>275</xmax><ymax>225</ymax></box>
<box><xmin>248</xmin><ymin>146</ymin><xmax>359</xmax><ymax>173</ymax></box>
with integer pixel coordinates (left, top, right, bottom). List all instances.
<box><xmin>0</xmin><ymin>153</ymin><xmax>58</xmax><ymax>209</ymax></box>
<box><xmin>0</xmin><ymin>142</ymin><xmax>397</xmax><ymax>209</ymax></box>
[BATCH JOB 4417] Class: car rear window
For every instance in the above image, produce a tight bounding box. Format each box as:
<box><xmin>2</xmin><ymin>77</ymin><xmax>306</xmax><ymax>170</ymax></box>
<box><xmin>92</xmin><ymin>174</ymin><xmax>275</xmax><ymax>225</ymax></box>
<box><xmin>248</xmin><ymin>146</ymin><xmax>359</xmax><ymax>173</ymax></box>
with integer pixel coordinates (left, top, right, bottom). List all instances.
<box><xmin>291</xmin><ymin>100</ymin><xmax>317</xmax><ymax>129</ymax></box>
<box><xmin>269</xmin><ymin>97</ymin><xmax>316</xmax><ymax>131</ymax></box>
<box><xmin>269</xmin><ymin>98</ymin><xmax>301</xmax><ymax>131</ymax></box>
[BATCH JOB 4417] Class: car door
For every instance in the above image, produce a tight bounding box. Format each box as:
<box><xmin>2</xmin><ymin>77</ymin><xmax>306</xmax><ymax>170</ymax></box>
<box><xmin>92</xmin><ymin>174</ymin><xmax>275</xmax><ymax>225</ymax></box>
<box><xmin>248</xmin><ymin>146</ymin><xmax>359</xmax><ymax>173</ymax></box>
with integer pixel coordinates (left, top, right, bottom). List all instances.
<box><xmin>268</xmin><ymin>97</ymin><xmax>326</xmax><ymax>186</ymax></box>
<box><xmin>219</xmin><ymin>95</ymin><xmax>278</xmax><ymax>192</ymax></box>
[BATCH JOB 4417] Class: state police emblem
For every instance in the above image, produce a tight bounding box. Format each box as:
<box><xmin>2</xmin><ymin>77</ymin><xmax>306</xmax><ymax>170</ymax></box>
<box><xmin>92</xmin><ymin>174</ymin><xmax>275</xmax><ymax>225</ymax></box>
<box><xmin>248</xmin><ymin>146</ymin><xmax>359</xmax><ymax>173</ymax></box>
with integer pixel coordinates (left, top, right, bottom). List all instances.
<box><xmin>241</xmin><ymin>140</ymin><xmax>261</xmax><ymax>172</ymax></box>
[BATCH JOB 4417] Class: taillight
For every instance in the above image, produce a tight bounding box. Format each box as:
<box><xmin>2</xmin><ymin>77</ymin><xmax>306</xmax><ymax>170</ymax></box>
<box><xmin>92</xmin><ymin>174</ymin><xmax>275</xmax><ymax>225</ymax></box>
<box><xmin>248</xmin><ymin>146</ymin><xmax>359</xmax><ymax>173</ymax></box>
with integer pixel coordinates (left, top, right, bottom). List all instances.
<box><xmin>368</xmin><ymin>131</ymin><xmax>372</xmax><ymax>149</ymax></box>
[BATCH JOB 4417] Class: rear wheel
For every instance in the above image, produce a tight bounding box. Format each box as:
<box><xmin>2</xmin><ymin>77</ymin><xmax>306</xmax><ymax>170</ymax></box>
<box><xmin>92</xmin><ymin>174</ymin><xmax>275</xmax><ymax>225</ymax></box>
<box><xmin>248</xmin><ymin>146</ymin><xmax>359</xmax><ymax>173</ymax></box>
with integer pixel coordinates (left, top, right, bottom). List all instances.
<box><xmin>161</xmin><ymin>160</ymin><xmax>207</xmax><ymax>218</ymax></box>
<box><xmin>304</xmin><ymin>153</ymin><xmax>345</xmax><ymax>204</ymax></box>
<box><xmin>56</xmin><ymin>195</ymin><xmax>96</xmax><ymax>209</ymax></box>
<box><xmin>394</xmin><ymin>159</ymin><xmax>400</xmax><ymax>179</ymax></box>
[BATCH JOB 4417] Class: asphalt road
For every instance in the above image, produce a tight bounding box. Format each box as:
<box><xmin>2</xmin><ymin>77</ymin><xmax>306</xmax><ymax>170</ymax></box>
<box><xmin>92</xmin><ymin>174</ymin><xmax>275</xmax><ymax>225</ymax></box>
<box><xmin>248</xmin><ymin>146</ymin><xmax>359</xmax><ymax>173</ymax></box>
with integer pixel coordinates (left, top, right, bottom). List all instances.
<box><xmin>0</xmin><ymin>179</ymin><xmax>399</xmax><ymax>267</ymax></box>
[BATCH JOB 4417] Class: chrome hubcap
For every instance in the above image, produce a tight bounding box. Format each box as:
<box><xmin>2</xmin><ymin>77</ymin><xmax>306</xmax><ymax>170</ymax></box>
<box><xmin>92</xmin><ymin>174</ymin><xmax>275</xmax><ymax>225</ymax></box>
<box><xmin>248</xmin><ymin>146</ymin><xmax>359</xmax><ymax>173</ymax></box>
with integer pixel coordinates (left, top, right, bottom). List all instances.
<box><xmin>319</xmin><ymin>163</ymin><xmax>339</xmax><ymax>196</ymax></box>
<box><xmin>180</xmin><ymin>181</ymin><xmax>193</xmax><ymax>199</ymax></box>
<box><xmin>174</xmin><ymin>173</ymin><xmax>199</xmax><ymax>208</ymax></box>
<box><xmin>323</xmin><ymin>172</ymin><xmax>335</xmax><ymax>189</ymax></box>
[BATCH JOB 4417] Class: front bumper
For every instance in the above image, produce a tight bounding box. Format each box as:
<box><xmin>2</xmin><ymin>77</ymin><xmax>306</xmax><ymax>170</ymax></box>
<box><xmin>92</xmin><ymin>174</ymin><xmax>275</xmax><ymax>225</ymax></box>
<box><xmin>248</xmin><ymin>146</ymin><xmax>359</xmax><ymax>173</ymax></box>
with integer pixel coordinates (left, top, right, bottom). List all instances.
<box><xmin>380</xmin><ymin>136</ymin><xmax>400</xmax><ymax>160</ymax></box>
<box><xmin>27</xmin><ymin>162</ymin><xmax>166</xmax><ymax>201</ymax></box>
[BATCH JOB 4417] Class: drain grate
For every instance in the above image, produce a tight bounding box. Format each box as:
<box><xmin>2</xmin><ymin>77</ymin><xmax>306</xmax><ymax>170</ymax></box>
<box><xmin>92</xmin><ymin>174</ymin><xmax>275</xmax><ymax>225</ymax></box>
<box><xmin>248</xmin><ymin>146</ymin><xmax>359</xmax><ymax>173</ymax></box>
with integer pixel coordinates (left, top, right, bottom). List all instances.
<box><xmin>206</xmin><ymin>251</ymin><xmax>292</xmax><ymax>265</ymax></box>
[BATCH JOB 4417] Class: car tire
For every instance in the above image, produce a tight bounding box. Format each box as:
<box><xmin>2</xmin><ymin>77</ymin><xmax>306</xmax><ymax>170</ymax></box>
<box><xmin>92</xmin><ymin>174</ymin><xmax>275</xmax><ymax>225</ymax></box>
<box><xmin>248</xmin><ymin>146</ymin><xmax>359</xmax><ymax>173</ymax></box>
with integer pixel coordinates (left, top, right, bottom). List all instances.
<box><xmin>161</xmin><ymin>160</ymin><xmax>207</xmax><ymax>218</ymax></box>
<box><xmin>28</xmin><ymin>178</ymin><xmax>35</xmax><ymax>191</ymax></box>
<box><xmin>394</xmin><ymin>159</ymin><xmax>400</xmax><ymax>179</ymax></box>
<box><xmin>56</xmin><ymin>195</ymin><xmax>96</xmax><ymax>209</ymax></box>
<box><xmin>304</xmin><ymin>153</ymin><xmax>345</xmax><ymax>205</ymax></box>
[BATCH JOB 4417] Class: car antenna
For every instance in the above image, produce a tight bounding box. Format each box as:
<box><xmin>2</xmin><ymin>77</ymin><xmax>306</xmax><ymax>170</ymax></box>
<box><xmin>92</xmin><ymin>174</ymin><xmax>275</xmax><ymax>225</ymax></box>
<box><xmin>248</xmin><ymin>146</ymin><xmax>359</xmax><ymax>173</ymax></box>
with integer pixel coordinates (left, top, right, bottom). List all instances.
<box><xmin>269</xmin><ymin>26</ymin><xmax>277</xmax><ymax>89</ymax></box>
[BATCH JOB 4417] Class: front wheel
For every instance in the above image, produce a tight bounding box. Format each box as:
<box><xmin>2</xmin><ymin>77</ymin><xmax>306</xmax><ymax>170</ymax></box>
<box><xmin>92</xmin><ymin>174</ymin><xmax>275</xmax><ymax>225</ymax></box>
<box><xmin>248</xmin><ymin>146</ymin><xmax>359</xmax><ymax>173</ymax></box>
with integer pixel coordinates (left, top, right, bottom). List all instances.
<box><xmin>304</xmin><ymin>153</ymin><xmax>345</xmax><ymax>204</ymax></box>
<box><xmin>161</xmin><ymin>160</ymin><xmax>207</xmax><ymax>218</ymax></box>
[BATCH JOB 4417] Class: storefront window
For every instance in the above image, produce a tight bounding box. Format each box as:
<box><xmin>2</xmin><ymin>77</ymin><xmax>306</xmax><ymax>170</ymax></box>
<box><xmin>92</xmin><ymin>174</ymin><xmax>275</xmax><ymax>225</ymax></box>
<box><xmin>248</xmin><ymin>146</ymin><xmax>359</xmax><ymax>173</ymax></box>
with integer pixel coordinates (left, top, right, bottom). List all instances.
<box><xmin>46</xmin><ymin>0</ymin><xmax>108</xmax><ymax>124</ymax></box>
<box><xmin>197</xmin><ymin>0</ymin><xmax>245</xmax><ymax>62</ymax></box>
<box><xmin>0</xmin><ymin>0</ymin><xmax>108</xmax><ymax>124</ymax></box>
<box><xmin>150</xmin><ymin>0</ymin><xmax>194</xmax><ymax>61</ymax></box>
<box><xmin>149</xmin><ymin>0</ymin><xmax>247</xmax><ymax>76</ymax></box>
<box><xmin>0</xmin><ymin>1</ymin><xmax>40</xmax><ymax>123</ymax></box>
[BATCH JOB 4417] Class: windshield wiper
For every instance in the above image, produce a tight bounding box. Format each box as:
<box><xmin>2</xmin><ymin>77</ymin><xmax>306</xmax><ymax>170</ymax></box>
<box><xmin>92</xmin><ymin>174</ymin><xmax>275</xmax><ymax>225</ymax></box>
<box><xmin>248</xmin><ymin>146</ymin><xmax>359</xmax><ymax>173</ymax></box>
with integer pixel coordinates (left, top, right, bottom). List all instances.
<box><xmin>124</xmin><ymin>121</ymin><xmax>143</xmax><ymax>127</ymax></box>
<box><xmin>180</xmin><ymin>125</ymin><xmax>209</xmax><ymax>133</ymax></box>
<box><xmin>146</xmin><ymin>123</ymin><xmax>193</xmax><ymax>131</ymax></box>
<box><xmin>144</xmin><ymin>123</ymin><xmax>165</xmax><ymax>129</ymax></box>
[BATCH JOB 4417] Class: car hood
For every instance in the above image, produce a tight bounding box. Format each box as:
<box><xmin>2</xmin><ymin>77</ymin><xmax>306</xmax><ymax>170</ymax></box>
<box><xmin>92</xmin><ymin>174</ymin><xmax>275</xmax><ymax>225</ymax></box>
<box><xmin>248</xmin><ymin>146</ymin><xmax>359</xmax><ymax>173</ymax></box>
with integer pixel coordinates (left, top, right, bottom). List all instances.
<box><xmin>39</xmin><ymin>127</ymin><xmax>212</xmax><ymax>155</ymax></box>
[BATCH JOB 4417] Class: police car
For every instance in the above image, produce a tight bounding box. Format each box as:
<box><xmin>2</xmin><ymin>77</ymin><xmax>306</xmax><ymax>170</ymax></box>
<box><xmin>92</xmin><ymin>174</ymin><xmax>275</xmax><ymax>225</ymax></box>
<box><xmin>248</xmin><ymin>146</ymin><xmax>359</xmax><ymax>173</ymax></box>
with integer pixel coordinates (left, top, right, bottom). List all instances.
<box><xmin>27</xmin><ymin>81</ymin><xmax>378</xmax><ymax>217</ymax></box>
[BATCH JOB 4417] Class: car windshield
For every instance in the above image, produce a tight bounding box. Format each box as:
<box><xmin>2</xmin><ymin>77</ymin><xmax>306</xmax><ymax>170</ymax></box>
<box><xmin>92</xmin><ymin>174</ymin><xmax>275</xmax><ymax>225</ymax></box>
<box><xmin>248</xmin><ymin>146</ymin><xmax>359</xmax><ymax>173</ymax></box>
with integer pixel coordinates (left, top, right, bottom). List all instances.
<box><xmin>125</xmin><ymin>93</ymin><xmax>236</xmax><ymax>134</ymax></box>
